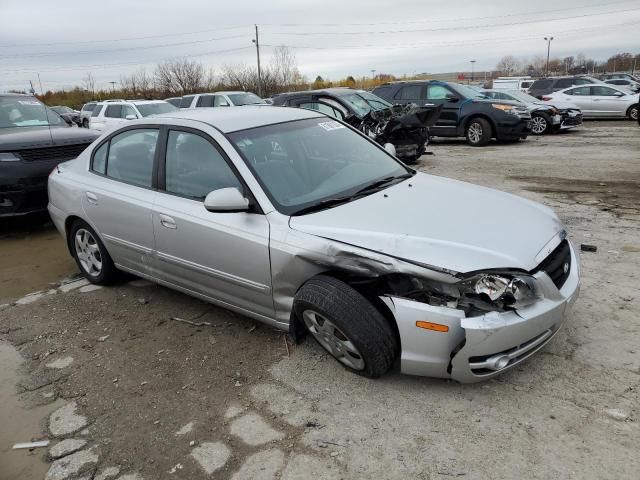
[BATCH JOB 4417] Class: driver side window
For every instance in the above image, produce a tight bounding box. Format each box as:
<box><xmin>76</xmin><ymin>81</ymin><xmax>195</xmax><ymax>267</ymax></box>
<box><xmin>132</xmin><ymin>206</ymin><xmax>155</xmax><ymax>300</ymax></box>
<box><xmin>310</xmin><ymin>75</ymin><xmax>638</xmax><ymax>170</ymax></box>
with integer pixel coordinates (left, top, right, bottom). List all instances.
<box><xmin>427</xmin><ymin>85</ymin><xmax>453</xmax><ymax>100</ymax></box>
<box><xmin>299</xmin><ymin>102</ymin><xmax>345</xmax><ymax>120</ymax></box>
<box><xmin>164</xmin><ymin>130</ymin><xmax>241</xmax><ymax>200</ymax></box>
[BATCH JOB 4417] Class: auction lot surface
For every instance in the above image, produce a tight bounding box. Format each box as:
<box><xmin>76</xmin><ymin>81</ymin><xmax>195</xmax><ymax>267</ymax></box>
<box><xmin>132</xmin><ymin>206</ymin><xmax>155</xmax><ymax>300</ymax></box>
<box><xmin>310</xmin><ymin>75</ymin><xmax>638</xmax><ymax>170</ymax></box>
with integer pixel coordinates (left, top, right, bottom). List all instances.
<box><xmin>1</xmin><ymin>120</ymin><xmax>638</xmax><ymax>480</ymax></box>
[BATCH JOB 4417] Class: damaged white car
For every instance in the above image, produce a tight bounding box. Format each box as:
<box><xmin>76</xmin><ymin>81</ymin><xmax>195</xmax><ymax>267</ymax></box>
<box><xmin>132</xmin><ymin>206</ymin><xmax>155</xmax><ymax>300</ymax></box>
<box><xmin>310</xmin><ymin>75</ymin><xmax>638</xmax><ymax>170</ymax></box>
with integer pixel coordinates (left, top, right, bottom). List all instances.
<box><xmin>48</xmin><ymin>107</ymin><xmax>580</xmax><ymax>382</ymax></box>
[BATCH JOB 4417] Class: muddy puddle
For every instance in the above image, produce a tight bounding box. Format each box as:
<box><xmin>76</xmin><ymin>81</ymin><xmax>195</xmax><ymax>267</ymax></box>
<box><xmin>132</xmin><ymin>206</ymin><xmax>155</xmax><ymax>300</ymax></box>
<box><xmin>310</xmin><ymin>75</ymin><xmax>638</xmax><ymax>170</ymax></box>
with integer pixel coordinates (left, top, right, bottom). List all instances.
<box><xmin>0</xmin><ymin>214</ymin><xmax>76</xmax><ymax>302</ymax></box>
<box><xmin>0</xmin><ymin>341</ymin><xmax>62</xmax><ymax>480</ymax></box>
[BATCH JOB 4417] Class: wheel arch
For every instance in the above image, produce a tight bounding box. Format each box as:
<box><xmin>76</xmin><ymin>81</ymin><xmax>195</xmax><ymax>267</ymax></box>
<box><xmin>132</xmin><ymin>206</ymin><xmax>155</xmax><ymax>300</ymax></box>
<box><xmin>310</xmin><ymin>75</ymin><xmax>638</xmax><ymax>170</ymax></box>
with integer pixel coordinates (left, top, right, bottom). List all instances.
<box><xmin>626</xmin><ymin>103</ymin><xmax>639</xmax><ymax>119</ymax></box>
<box><xmin>462</xmin><ymin>113</ymin><xmax>496</xmax><ymax>138</ymax></box>
<box><xmin>289</xmin><ymin>270</ymin><xmax>401</xmax><ymax>355</ymax></box>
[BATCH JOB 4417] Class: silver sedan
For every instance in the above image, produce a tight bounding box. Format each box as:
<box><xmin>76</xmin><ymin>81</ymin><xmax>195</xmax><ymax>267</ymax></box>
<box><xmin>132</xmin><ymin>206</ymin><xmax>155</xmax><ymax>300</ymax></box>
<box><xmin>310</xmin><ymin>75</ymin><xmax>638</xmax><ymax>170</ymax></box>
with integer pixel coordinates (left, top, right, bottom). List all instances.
<box><xmin>48</xmin><ymin>107</ymin><xmax>580</xmax><ymax>382</ymax></box>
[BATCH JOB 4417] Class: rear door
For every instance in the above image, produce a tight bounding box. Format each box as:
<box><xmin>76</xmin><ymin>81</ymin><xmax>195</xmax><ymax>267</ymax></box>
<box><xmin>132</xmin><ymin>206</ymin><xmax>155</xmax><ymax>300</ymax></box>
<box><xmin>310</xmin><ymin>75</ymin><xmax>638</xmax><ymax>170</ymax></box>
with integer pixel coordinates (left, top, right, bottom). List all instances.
<box><xmin>426</xmin><ymin>83</ymin><xmax>460</xmax><ymax>136</ymax></box>
<box><xmin>561</xmin><ymin>86</ymin><xmax>593</xmax><ymax>115</ymax></box>
<box><xmin>83</xmin><ymin>127</ymin><xmax>160</xmax><ymax>274</ymax></box>
<box><xmin>590</xmin><ymin>85</ymin><xmax>628</xmax><ymax>116</ymax></box>
<box><xmin>152</xmin><ymin>126</ymin><xmax>274</xmax><ymax>318</ymax></box>
<box><xmin>392</xmin><ymin>84</ymin><xmax>423</xmax><ymax>106</ymax></box>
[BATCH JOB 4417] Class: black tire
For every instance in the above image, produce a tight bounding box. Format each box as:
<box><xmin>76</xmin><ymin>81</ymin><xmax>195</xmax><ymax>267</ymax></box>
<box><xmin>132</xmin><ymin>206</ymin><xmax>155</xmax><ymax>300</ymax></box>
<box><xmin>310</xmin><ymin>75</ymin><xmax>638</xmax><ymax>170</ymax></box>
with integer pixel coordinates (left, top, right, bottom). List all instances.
<box><xmin>82</xmin><ymin>118</ymin><xmax>89</xmax><ymax>128</ymax></box>
<box><xmin>293</xmin><ymin>275</ymin><xmax>398</xmax><ymax>378</ymax></box>
<box><xmin>628</xmin><ymin>104</ymin><xmax>639</xmax><ymax>121</ymax></box>
<box><xmin>465</xmin><ymin>117</ymin><xmax>492</xmax><ymax>146</ymax></box>
<box><xmin>530</xmin><ymin>113</ymin><xmax>550</xmax><ymax>135</ymax></box>
<box><xmin>68</xmin><ymin>220</ymin><xmax>119</xmax><ymax>285</ymax></box>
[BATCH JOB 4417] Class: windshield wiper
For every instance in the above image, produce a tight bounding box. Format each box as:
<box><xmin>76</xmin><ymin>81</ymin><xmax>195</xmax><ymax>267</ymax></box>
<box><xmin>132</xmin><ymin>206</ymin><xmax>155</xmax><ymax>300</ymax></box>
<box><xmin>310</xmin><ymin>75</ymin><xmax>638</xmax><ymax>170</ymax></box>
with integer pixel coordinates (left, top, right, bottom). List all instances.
<box><xmin>352</xmin><ymin>172</ymin><xmax>414</xmax><ymax>196</ymax></box>
<box><xmin>291</xmin><ymin>172</ymin><xmax>414</xmax><ymax>216</ymax></box>
<box><xmin>290</xmin><ymin>196</ymin><xmax>354</xmax><ymax>216</ymax></box>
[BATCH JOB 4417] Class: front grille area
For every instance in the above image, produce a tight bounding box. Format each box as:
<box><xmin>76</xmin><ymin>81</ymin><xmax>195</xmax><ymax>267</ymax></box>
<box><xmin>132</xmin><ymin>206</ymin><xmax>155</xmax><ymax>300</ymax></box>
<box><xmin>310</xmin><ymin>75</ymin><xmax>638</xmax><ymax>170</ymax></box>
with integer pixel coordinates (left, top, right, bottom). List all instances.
<box><xmin>535</xmin><ymin>240</ymin><xmax>571</xmax><ymax>290</ymax></box>
<box><xmin>16</xmin><ymin>142</ymin><xmax>91</xmax><ymax>162</ymax></box>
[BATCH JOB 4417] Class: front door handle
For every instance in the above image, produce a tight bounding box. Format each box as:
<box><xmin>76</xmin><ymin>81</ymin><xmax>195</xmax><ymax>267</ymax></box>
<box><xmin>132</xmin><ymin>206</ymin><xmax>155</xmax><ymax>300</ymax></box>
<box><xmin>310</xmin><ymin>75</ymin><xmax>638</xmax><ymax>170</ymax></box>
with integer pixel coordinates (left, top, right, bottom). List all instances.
<box><xmin>159</xmin><ymin>214</ymin><xmax>177</xmax><ymax>229</ymax></box>
<box><xmin>85</xmin><ymin>192</ymin><xmax>98</xmax><ymax>205</ymax></box>
<box><xmin>424</xmin><ymin>103</ymin><xmax>435</xmax><ymax>107</ymax></box>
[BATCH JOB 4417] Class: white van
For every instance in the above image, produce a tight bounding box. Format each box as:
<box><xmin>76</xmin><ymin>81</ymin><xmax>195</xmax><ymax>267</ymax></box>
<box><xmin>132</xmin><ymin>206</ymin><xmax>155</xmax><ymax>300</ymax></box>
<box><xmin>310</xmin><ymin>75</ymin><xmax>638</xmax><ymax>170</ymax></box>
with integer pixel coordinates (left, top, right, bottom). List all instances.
<box><xmin>492</xmin><ymin>77</ymin><xmax>534</xmax><ymax>93</ymax></box>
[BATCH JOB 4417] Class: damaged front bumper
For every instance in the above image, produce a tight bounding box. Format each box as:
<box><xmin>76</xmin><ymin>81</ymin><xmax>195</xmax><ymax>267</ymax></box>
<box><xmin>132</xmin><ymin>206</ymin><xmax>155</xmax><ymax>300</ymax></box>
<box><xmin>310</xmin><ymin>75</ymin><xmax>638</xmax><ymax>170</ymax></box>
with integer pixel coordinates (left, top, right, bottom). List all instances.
<box><xmin>382</xmin><ymin>243</ymin><xmax>580</xmax><ymax>383</ymax></box>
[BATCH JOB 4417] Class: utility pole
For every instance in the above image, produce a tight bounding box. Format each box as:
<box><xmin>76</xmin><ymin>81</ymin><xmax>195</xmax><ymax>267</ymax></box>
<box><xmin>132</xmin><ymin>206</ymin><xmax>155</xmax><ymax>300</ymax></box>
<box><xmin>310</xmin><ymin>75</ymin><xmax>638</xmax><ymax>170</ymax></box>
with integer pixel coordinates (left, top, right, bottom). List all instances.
<box><xmin>109</xmin><ymin>81</ymin><xmax>117</xmax><ymax>92</ymax></box>
<box><xmin>470</xmin><ymin>60</ymin><xmax>476</xmax><ymax>82</ymax></box>
<box><xmin>252</xmin><ymin>25</ymin><xmax>262</xmax><ymax>97</ymax></box>
<box><xmin>544</xmin><ymin>37</ymin><xmax>554</xmax><ymax>76</ymax></box>
<box><xmin>37</xmin><ymin>73</ymin><xmax>44</xmax><ymax>95</ymax></box>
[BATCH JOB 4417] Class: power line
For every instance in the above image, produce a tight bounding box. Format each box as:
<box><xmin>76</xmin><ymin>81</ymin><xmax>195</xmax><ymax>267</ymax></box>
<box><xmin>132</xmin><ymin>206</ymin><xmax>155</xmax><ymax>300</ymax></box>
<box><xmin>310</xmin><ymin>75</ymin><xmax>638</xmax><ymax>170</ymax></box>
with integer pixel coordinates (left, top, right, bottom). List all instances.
<box><xmin>262</xmin><ymin>7</ymin><xmax>640</xmax><ymax>36</ymax></box>
<box><xmin>0</xmin><ymin>34</ymin><xmax>249</xmax><ymax>59</ymax></box>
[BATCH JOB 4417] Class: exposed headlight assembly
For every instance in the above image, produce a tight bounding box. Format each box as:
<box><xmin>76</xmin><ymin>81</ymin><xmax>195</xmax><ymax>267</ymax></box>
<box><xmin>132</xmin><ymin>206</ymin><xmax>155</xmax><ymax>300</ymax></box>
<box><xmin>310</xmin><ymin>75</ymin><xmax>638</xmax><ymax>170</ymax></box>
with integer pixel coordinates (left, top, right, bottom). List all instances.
<box><xmin>387</xmin><ymin>271</ymin><xmax>543</xmax><ymax>316</ymax></box>
<box><xmin>491</xmin><ymin>104</ymin><xmax>518</xmax><ymax>115</ymax></box>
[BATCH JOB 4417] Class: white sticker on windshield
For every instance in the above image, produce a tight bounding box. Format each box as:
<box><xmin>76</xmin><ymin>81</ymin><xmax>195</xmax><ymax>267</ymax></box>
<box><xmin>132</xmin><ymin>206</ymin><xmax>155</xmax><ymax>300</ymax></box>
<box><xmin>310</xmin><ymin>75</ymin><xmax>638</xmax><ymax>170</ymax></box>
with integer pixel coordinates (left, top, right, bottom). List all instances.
<box><xmin>18</xmin><ymin>100</ymin><xmax>42</xmax><ymax>106</ymax></box>
<box><xmin>318</xmin><ymin>121</ymin><xmax>345</xmax><ymax>131</ymax></box>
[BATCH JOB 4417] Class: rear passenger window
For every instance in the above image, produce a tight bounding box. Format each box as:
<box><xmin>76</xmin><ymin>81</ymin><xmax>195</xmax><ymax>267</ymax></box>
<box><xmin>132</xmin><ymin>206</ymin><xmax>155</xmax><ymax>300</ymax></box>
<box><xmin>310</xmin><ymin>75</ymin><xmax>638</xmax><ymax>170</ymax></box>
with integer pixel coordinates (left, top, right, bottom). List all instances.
<box><xmin>92</xmin><ymin>143</ymin><xmax>108</xmax><ymax>174</ymax></box>
<box><xmin>531</xmin><ymin>79</ymin><xmax>553</xmax><ymax>89</ymax></box>
<box><xmin>165</xmin><ymin>131</ymin><xmax>240</xmax><ymax>200</ymax></box>
<box><xmin>180</xmin><ymin>96</ymin><xmax>195</xmax><ymax>108</ymax></box>
<box><xmin>395</xmin><ymin>85</ymin><xmax>422</xmax><ymax>100</ymax></box>
<box><xmin>104</xmin><ymin>129</ymin><xmax>159</xmax><ymax>188</ymax></box>
<box><xmin>565</xmin><ymin>86</ymin><xmax>590</xmax><ymax>96</ymax></box>
<box><xmin>196</xmin><ymin>95</ymin><xmax>214</xmax><ymax>107</ymax></box>
<box><xmin>105</xmin><ymin>105</ymin><xmax>122</xmax><ymax>118</ymax></box>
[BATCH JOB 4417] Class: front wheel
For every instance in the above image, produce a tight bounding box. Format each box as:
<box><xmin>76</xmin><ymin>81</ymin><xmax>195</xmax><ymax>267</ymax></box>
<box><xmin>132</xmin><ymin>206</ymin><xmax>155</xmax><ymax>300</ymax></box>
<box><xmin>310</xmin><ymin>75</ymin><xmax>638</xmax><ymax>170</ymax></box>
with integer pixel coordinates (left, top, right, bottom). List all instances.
<box><xmin>69</xmin><ymin>220</ymin><xmax>119</xmax><ymax>284</ymax></box>
<box><xmin>293</xmin><ymin>275</ymin><xmax>398</xmax><ymax>378</ymax></box>
<box><xmin>628</xmin><ymin>104</ymin><xmax>639</xmax><ymax>121</ymax></box>
<box><xmin>82</xmin><ymin>118</ymin><xmax>89</xmax><ymax>128</ymax></box>
<box><xmin>465</xmin><ymin>118</ymin><xmax>492</xmax><ymax>146</ymax></box>
<box><xmin>530</xmin><ymin>113</ymin><xmax>550</xmax><ymax>135</ymax></box>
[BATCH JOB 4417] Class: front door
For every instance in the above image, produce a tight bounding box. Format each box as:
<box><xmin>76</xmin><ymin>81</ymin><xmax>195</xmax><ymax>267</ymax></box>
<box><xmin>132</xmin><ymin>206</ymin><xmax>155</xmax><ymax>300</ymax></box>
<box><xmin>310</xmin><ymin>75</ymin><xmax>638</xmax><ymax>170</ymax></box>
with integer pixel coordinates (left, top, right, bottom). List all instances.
<box><xmin>152</xmin><ymin>128</ymin><xmax>274</xmax><ymax>318</ymax></box>
<box><xmin>590</xmin><ymin>85</ymin><xmax>629</xmax><ymax>116</ymax></box>
<box><xmin>426</xmin><ymin>83</ymin><xmax>460</xmax><ymax>136</ymax></box>
<box><xmin>82</xmin><ymin>127</ymin><xmax>159</xmax><ymax>274</ymax></box>
<box><xmin>562</xmin><ymin>86</ymin><xmax>593</xmax><ymax>115</ymax></box>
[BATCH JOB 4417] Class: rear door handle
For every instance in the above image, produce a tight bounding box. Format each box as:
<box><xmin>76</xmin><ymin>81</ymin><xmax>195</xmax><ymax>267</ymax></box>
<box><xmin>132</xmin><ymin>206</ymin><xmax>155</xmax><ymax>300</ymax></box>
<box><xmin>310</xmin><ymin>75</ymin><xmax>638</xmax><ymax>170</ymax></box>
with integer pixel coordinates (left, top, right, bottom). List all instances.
<box><xmin>85</xmin><ymin>192</ymin><xmax>98</xmax><ymax>205</ymax></box>
<box><xmin>159</xmin><ymin>214</ymin><xmax>177</xmax><ymax>229</ymax></box>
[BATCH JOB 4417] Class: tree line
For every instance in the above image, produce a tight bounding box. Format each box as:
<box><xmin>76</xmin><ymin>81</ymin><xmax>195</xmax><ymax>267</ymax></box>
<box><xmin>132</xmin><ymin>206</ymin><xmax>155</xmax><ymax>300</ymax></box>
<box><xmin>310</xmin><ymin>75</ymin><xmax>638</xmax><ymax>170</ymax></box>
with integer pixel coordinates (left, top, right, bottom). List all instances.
<box><xmin>495</xmin><ymin>52</ymin><xmax>640</xmax><ymax>77</ymax></box>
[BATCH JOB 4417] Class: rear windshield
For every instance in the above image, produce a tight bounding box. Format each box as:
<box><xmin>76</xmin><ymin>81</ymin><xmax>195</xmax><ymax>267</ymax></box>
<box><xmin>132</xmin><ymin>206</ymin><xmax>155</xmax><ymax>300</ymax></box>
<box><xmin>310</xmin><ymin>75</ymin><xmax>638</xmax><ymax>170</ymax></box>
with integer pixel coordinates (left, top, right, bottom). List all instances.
<box><xmin>530</xmin><ymin>79</ymin><xmax>553</xmax><ymax>90</ymax></box>
<box><xmin>135</xmin><ymin>102</ymin><xmax>178</xmax><ymax>117</ymax></box>
<box><xmin>227</xmin><ymin>93</ymin><xmax>266</xmax><ymax>106</ymax></box>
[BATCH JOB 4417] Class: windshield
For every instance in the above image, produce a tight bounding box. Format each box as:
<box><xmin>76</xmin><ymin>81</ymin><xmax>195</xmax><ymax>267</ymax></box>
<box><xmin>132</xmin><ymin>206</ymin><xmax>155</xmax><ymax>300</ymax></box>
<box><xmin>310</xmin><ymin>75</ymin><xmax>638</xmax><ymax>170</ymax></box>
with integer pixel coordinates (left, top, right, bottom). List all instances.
<box><xmin>135</xmin><ymin>102</ymin><xmax>178</xmax><ymax>117</ymax></box>
<box><xmin>228</xmin><ymin>117</ymin><xmax>409</xmax><ymax>215</ymax></box>
<box><xmin>227</xmin><ymin>93</ymin><xmax>266</xmax><ymax>106</ymax></box>
<box><xmin>450</xmin><ymin>83</ymin><xmax>488</xmax><ymax>99</ymax></box>
<box><xmin>0</xmin><ymin>96</ymin><xmax>65</xmax><ymax>128</ymax></box>
<box><xmin>341</xmin><ymin>91</ymin><xmax>392</xmax><ymax>117</ymax></box>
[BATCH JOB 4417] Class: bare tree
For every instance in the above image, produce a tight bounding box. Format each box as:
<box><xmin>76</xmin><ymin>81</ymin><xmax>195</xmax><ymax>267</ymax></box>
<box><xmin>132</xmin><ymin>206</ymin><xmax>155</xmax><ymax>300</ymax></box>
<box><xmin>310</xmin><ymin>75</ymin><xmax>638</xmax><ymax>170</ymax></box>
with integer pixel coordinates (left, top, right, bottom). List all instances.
<box><xmin>496</xmin><ymin>55</ymin><xmax>519</xmax><ymax>76</ymax></box>
<box><xmin>563</xmin><ymin>56</ymin><xmax>575</xmax><ymax>74</ymax></box>
<box><xmin>120</xmin><ymin>69</ymin><xmax>153</xmax><ymax>98</ymax></box>
<box><xmin>270</xmin><ymin>45</ymin><xmax>300</xmax><ymax>87</ymax></box>
<box><xmin>154</xmin><ymin>59</ymin><xmax>206</xmax><ymax>96</ymax></box>
<box><xmin>82</xmin><ymin>72</ymin><xmax>96</xmax><ymax>96</ymax></box>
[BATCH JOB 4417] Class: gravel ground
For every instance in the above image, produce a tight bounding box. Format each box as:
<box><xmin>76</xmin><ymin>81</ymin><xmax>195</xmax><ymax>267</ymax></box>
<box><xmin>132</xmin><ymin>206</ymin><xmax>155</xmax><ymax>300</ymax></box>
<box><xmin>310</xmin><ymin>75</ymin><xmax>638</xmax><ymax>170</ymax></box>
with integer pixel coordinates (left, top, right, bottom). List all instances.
<box><xmin>0</xmin><ymin>120</ymin><xmax>638</xmax><ymax>480</ymax></box>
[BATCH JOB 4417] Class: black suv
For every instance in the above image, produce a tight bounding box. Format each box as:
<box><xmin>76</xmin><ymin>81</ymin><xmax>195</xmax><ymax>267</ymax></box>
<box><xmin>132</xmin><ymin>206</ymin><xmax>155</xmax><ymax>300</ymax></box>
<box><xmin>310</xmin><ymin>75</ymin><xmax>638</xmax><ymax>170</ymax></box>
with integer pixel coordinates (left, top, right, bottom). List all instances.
<box><xmin>1</xmin><ymin>94</ymin><xmax>100</xmax><ymax>217</ymax></box>
<box><xmin>528</xmin><ymin>76</ymin><xmax>600</xmax><ymax>99</ymax></box>
<box><xmin>372</xmin><ymin>81</ymin><xmax>531</xmax><ymax>146</ymax></box>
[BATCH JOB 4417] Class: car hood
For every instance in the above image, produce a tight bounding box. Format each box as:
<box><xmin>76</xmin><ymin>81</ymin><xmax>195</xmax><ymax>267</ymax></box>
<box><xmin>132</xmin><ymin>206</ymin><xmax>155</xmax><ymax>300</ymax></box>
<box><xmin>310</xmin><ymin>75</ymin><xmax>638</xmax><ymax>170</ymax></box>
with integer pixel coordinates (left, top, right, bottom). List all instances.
<box><xmin>0</xmin><ymin>126</ymin><xmax>99</xmax><ymax>151</ymax></box>
<box><xmin>289</xmin><ymin>173</ymin><xmax>565</xmax><ymax>274</ymax></box>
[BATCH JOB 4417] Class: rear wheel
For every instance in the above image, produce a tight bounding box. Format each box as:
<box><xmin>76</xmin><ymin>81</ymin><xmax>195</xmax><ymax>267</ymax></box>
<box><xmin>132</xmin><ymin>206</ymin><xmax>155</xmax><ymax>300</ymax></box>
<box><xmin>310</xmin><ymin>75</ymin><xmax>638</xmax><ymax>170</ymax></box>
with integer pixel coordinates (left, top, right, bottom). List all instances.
<box><xmin>628</xmin><ymin>104</ymin><xmax>639</xmax><ymax>121</ymax></box>
<box><xmin>69</xmin><ymin>220</ymin><xmax>119</xmax><ymax>284</ymax></box>
<box><xmin>465</xmin><ymin>118</ymin><xmax>492</xmax><ymax>146</ymax></box>
<box><xmin>293</xmin><ymin>275</ymin><xmax>398</xmax><ymax>378</ymax></box>
<box><xmin>530</xmin><ymin>113</ymin><xmax>550</xmax><ymax>135</ymax></box>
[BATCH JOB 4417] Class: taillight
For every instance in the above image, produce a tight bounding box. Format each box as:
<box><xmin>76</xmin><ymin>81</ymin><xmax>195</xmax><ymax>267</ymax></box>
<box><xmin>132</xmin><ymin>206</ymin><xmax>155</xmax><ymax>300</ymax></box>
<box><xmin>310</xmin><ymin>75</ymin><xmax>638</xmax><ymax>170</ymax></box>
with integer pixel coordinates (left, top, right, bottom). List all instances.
<box><xmin>49</xmin><ymin>165</ymin><xmax>59</xmax><ymax>176</ymax></box>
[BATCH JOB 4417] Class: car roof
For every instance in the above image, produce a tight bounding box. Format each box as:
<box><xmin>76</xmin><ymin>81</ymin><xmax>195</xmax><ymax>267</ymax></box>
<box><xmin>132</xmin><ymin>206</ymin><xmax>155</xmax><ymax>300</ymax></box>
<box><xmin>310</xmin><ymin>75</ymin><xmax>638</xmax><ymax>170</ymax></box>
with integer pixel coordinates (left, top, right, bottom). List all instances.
<box><xmin>274</xmin><ymin>88</ymin><xmax>360</xmax><ymax>98</ymax></box>
<box><xmin>155</xmin><ymin>105</ymin><xmax>323</xmax><ymax>133</ymax></box>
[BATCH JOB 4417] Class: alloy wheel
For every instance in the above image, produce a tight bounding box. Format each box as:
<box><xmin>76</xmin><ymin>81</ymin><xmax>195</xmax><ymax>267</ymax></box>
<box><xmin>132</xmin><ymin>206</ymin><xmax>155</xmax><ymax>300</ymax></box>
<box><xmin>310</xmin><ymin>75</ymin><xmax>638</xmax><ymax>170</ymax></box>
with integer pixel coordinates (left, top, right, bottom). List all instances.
<box><xmin>631</xmin><ymin>106</ymin><xmax>639</xmax><ymax>121</ymax></box>
<box><xmin>468</xmin><ymin>123</ymin><xmax>482</xmax><ymax>144</ymax></box>
<box><xmin>531</xmin><ymin>116</ymin><xmax>547</xmax><ymax>134</ymax></box>
<box><xmin>74</xmin><ymin>228</ymin><xmax>102</xmax><ymax>277</ymax></box>
<box><xmin>302</xmin><ymin>309</ymin><xmax>365</xmax><ymax>370</ymax></box>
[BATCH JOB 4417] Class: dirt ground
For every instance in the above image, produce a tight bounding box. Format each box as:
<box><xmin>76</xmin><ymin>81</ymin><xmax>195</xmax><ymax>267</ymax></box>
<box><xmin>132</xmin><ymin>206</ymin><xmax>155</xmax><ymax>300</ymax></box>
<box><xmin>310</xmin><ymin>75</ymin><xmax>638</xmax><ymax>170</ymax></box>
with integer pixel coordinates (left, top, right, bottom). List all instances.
<box><xmin>0</xmin><ymin>120</ymin><xmax>638</xmax><ymax>480</ymax></box>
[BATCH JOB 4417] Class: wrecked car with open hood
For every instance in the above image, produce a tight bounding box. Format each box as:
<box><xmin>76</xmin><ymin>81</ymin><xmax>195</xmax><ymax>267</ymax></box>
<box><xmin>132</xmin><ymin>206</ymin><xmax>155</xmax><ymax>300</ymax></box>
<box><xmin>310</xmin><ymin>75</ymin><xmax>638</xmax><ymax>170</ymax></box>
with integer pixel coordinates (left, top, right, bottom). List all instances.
<box><xmin>48</xmin><ymin>106</ymin><xmax>580</xmax><ymax>383</ymax></box>
<box><xmin>270</xmin><ymin>88</ymin><xmax>440</xmax><ymax>164</ymax></box>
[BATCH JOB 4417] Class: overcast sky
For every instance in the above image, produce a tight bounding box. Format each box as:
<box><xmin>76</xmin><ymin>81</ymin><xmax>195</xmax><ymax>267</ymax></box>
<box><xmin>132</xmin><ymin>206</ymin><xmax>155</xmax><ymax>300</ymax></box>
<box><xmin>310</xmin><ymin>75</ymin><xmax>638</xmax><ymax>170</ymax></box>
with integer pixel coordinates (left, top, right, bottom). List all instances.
<box><xmin>1</xmin><ymin>0</ymin><xmax>639</xmax><ymax>92</ymax></box>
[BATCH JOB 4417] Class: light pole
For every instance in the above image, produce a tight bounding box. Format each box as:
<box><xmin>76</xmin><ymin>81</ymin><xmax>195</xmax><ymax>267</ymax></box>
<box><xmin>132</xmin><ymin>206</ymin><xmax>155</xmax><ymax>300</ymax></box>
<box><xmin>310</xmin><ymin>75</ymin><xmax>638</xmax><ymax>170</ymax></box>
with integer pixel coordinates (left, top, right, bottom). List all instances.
<box><xmin>470</xmin><ymin>60</ymin><xmax>476</xmax><ymax>82</ymax></box>
<box><xmin>252</xmin><ymin>25</ymin><xmax>262</xmax><ymax>97</ymax></box>
<box><xmin>544</xmin><ymin>37</ymin><xmax>554</xmax><ymax>76</ymax></box>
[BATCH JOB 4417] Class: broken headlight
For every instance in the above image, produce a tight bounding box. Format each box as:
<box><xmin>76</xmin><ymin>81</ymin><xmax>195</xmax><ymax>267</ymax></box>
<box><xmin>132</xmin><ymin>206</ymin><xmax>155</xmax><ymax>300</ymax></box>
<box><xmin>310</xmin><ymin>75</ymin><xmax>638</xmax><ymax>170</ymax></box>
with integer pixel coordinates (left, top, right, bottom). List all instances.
<box><xmin>491</xmin><ymin>104</ymin><xmax>519</xmax><ymax>116</ymax></box>
<box><xmin>385</xmin><ymin>272</ymin><xmax>543</xmax><ymax>315</ymax></box>
<box><xmin>459</xmin><ymin>273</ymin><xmax>542</xmax><ymax>310</ymax></box>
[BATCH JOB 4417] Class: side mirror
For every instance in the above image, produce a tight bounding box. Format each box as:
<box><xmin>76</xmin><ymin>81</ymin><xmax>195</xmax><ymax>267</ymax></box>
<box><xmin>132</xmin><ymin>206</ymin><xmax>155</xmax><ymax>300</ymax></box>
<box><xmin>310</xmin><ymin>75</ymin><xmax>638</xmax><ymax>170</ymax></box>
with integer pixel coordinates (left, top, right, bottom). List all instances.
<box><xmin>445</xmin><ymin>94</ymin><xmax>459</xmax><ymax>103</ymax></box>
<box><xmin>204</xmin><ymin>188</ymin><xmax>249</xmax><ymax>212</ymax></box>
<box><xmin>125</xmin><ymin>114</ymin><xmax>137</xmax><ymax>120</ymax></box>
<box><xmin>383</xmin><ymin>143</ymin><xmax>396</xmax><ymax>156</ymax></box>
<box><xmin>613</xmin><ymin>92</ymin><xmax>624</xmax><ymax>97</ymax></box>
